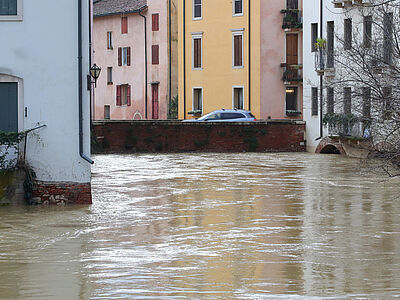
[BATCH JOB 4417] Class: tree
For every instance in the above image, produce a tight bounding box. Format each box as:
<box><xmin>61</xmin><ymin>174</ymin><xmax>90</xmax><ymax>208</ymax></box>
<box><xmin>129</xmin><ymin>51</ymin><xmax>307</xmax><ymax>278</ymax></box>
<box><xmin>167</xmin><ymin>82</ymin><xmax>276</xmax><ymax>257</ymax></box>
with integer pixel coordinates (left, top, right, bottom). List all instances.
<box><xmin>321</xmin><ymin>0</ymin><xmax>400</xmax><ymax>176</ymax></box>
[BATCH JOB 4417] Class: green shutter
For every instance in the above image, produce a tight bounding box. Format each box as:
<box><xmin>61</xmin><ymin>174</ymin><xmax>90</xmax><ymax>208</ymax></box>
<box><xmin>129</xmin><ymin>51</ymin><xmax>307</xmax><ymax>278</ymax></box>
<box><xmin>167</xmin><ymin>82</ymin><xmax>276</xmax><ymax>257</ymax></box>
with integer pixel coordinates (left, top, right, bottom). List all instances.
<box><xmin>0</xmin><ymin>83</ymin><xmax>18</xmax><ymax>132</ymax></box>
<box><xmin>0</xmin><ymin>0</ymin><xmax>17</xmax><ymax>15</ymax></box>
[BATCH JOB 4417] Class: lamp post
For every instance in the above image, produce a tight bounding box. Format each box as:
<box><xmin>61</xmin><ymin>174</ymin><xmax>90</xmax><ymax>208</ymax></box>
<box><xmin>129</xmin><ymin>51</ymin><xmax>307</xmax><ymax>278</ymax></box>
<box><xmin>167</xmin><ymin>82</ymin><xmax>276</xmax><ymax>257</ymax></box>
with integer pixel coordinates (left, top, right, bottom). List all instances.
<box><xmin>89</xmin><ymin>63</ymin><xmax>101</xmax><ymax>88</ymax></box>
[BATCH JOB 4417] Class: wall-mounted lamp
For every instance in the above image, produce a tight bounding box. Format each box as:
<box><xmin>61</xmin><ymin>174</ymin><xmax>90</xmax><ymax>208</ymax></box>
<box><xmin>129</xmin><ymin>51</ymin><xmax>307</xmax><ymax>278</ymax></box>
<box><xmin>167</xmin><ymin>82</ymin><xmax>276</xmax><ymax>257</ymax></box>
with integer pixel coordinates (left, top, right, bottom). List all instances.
<box><xmin>88</xmin><ymin>63</ymin><xmax>101</xmax><ymax>90</ymax></box>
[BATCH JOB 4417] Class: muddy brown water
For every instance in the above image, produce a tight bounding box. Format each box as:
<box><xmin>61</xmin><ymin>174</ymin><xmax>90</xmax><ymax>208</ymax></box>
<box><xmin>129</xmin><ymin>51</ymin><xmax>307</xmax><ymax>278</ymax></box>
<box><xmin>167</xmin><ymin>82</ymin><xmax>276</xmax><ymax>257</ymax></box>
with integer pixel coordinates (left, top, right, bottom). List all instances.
<box><xmin>0</xmin><ymin>153</ymin><xmax>399</xmax><ymax>299</ymax></box>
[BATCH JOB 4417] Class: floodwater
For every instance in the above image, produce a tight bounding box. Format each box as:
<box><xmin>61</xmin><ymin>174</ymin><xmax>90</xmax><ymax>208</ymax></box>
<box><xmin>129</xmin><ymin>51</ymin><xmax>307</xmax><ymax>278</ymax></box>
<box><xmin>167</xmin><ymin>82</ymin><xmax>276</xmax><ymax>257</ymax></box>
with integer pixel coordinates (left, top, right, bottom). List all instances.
<box><xmin>1</xmin><ymin>153</ymin><xmax>400</xmax><ymax>299</ymax></box>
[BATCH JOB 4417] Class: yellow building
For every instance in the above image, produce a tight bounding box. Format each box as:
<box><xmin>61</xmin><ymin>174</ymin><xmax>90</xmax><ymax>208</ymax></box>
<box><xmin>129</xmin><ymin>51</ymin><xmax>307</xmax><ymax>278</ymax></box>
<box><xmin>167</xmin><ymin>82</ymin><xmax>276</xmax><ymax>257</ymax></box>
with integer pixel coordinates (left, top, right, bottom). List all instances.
<box><xmin>178</xmin><ymin>0</ymin><xmax>261</xmax><ymax>120</ymax></box>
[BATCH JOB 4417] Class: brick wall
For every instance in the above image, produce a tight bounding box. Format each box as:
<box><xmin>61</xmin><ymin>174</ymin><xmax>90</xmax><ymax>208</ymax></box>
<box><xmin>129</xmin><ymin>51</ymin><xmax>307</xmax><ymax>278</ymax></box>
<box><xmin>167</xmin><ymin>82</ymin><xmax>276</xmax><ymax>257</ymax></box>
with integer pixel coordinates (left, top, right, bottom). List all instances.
<box><xmin>92</xmin><ymin>120</ymin><xmax>306</xmax><ymax>153</ymax></box>
<box><xmin>32</xmin><ymin>182</ymin><xmax>92</xmax><ymax>205</ymax></box>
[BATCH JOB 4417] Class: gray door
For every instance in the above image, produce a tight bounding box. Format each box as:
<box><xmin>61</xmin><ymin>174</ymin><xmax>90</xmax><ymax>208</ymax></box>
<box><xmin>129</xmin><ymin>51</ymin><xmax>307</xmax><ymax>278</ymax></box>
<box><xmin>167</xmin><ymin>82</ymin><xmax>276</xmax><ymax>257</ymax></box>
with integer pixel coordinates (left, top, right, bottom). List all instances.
<box><xmin>0</xmin><ymin>82</ymin><xmax>18</xmax><ymax>132</ymax></box>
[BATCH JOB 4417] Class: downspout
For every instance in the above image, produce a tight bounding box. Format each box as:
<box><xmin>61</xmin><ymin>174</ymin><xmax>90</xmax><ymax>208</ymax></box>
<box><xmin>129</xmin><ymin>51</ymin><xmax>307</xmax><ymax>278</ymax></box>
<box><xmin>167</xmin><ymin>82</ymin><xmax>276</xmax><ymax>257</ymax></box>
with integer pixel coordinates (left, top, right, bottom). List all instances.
<box><xmin>88</xmin><ymin>0</ymin><xmax>93</xmax><ymax>128</ymax></box>
<box><xmin>78</xmin><ymin>0</ymin><xmax>94</xmax><ymax>164</ymax></box>
<box><xmin>248</xmin><ymin>0</ymin><xmax>251</xmax><ymax>111</ymax></box>
<box><xmin>139</xmin><ymin>9</ymin><xmax>148</xmax><ymax>119</ymax></box>
<box><xmin>168</xmin><ymin>0</ymin><xmax>172</xmax><ymax>118</ymax></box>
<box><xmin>317</xmin><ymin>0</ymin><xmax>323</xmax><ymax>140</ymax></box>
<box><xmin>183</xmin><ymin>0</ymin><xmax>186</xmax><ymax>118</ymax></box>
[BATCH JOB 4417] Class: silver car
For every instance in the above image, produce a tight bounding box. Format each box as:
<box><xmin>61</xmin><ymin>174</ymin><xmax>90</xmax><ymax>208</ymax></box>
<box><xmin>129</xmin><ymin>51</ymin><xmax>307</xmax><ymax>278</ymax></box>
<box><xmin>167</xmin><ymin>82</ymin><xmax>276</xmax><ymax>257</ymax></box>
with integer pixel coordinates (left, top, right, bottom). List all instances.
<box><xmin>183</xmin><ymin>109</ymin><xmax>256</xmax><ymax>122</ymax></box>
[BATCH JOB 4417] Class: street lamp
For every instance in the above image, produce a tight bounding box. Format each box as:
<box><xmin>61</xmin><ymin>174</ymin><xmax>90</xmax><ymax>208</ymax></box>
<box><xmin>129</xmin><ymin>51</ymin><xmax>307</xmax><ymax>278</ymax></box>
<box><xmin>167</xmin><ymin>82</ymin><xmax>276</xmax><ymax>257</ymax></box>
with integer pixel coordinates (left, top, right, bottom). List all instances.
<box><xmin>89</xmin><ymin>63</ymin><xmax>101</xmax><ymax>88</ymax></box>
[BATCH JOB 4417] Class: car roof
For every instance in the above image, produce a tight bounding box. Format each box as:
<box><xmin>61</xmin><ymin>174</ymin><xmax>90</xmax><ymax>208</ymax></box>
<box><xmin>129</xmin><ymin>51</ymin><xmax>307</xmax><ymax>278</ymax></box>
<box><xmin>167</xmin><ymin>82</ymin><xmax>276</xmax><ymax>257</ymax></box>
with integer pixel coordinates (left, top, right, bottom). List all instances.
<box><xmin>210</xmin><ymin>109</ymin><xmax>251</xmax><ymax>114</ymax></box>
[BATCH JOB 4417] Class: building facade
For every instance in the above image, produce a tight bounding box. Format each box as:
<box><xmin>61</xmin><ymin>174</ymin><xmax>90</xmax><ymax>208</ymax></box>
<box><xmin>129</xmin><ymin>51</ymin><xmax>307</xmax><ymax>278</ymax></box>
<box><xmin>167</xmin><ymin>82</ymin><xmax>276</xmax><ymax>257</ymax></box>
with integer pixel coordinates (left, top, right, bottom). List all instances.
<box><xmin>0</xmin><ymin>0</ymin><xmax>92</xmax><ymax>203</ymax></box>
<box><xmin>178</xmin><ymin>0</ymin><xmax>303</xmax><ymax>121</ymax></box>
<box><xmin>93</xmin><ymin>0</ymin><xmax>178</xmax><ymax>121</ymax></box>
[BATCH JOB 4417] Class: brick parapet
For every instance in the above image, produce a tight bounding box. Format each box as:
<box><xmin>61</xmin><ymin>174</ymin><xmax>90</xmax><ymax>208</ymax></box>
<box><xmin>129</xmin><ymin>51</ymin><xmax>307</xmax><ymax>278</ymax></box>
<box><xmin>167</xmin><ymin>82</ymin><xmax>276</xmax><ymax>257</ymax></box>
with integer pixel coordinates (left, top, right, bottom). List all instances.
<box><xmin>92</xmin><ymin>120</ymin><xmax>306</xmax><ymax>153</ymax></box>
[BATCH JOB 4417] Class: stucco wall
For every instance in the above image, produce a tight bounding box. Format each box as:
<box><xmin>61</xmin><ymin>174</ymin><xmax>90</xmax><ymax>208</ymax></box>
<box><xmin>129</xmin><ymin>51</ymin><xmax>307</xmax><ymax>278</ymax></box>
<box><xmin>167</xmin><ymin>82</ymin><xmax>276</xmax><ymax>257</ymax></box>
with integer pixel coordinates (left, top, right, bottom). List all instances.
<box><xmin>93</xmin><ymin>0</ymin><xmax>172</xmax><ymax>120</ymax></box>
<box><xmin>260</xmin><ymin>0</ymin><xmax>303</xmax><ymax>120</ymax></box>
<box><xmin>0</xmin><ymin>0</ymin><xmax>91</xmax><ymax>184</ymax></box>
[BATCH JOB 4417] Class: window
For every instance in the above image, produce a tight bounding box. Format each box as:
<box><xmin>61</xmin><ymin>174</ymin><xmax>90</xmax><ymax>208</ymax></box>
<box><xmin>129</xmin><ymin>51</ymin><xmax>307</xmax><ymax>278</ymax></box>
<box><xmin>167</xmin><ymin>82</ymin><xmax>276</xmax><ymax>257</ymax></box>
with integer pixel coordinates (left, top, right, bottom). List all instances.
<box><xmin>152</xmin><ymin>84</ymin><xmax>159</xmax><ymax>119</ymax></box>
<box><xmin>287</xmin><ymin>0</ymin><xmax>298</xmax><ymax>9</ymax></box>
<box><xmin>233</xmin><ymin>32</ymin><xmax>243</xmax><ymax>67</ymax></box>
<box><xmin>233</xmin><ymin>0</ymin><xmax>243</xmax><ymax>16</ymax></box>
<box><xmin>193</xmin><ymin>0</ymin><xmax>202</xmax><ymax>19</ymax></box>
<box><xmin>383</xmin><ymin>87</ymin><xmax>392</xmax><ymax>120</ymax></box>
<box><xmin>152</xmin><ymin>45</ymin><xmax>159</xmax><ymax>65</ymax></box>
<box><xmin>152</xmin><ymin>13</ymin><xmax>159</xmax><ymax>31</ymax></box>
<box><xmin>311</xmin><ymin>87</ymin><xmax>318</xmax><ymax>116</ymax></box>
<box><xmin>344</xmin><ymin>87</ymin><xmax>351</xmax><ymax>115</ymax></box>
<box><xmin>121</xmin><ymin>16</ymin><xmax>128</xmax><ymax>34</ymax></box>
<box><xmin>327</xmin><ymin>87</ymin><xmax>334</xmax><ymax>114</ymax></box>
<box><xmin>233</xmin><ymin>87</ymin><xmax>244</xmax><ymax>109</ymax></box>
<box><xmin>107</xmin><ymin>67</ymin><xmax>113</xmax><ymax>85</ymax></box>
<box><xmin>0</xmin><ymin>82</ymin><xmax>18</xmax><ymax>132</ymax></box>
<box><xmin>344</xmin><ymin>18</ymin><xmax>352</xmax><ymax>50</ymax></box>
<box><xmin>193</xmin><ymin>88</ymin><xmax>203</xmax><ymax>112</ymax></box>
<box><xmin>118</xmin><ymin>47</ymin><xmax>131</xmax><ymax>66</ymax></box>
<box><xmin>362</xmin><ymin>87</ymin><xmax>371</xmax><ymax>119</ymax></box>
<box><xmin>116</xmin><ymin>84</ymin><xmax>131</xmax><ymax>106</ymax></box>
<box><xmin>0</xmin><ymin>0</ymin><xmax>22</xmax><ymax>20</ymax></box>
<box><xmin>311</xmin><ymin>23</ymin><xmax>318</xmax><ymax>52</ymax></box>
<box><xmin>0</xmin><ymin>0</ymin><xmax>16</xmax><ymax>15</ymax></box>
<box><xmin>327</xmin><ymin>21</ymin><xmax>334</xmax><ymax>68</ymax></box>
<box><xmin>286</xmin><ymin>87</ymin><xmax>298</xmax><ymax>112</ymax></box>
<box><xmin>363</xmin><ymin>16</ymin><xmax>372</xmax><ymax>48</ymax></box>
<box><xmin>107</xmin><ymin>32</ymin><xmax>113</xmax><ymax>49</ymax></box>
<box><xmin>383</xmin><ymin>12</ymin><xmax>393</xmax><ymax>64</ymax></box>
<box><xmin>192</xmin><ymin>34</ymin><xmax>202</xmax><ymax>69</ymax></box>
<box><xmin>222</xmin><ymin>112</ymin><xmax>245</xmax><ymax>120</ymax></box>
<box><xmin>104</xmin><ymin>105</ymin><xmax>110</xmax><ymax>120</ymax></box>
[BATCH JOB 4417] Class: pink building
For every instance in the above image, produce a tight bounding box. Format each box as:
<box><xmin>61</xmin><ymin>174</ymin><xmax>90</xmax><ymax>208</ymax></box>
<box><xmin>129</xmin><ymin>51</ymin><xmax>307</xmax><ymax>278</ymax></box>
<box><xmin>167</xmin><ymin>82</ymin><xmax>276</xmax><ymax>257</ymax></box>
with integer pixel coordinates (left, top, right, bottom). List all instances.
<box><xmin>93</xmin><ymin>0</ymin><xmax>178</xmax><ymax>120</ymax></box>
<box><xmin>260</xmin><ymin>0</ymin><xmax>303</xmax><ymax>120</ymax></box>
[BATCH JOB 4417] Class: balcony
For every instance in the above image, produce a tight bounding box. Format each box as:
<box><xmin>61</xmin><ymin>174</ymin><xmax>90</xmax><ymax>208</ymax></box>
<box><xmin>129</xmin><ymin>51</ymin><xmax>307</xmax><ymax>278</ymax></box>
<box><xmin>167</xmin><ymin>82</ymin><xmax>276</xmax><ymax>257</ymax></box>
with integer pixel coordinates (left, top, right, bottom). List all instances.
<box><xmin>332</xmin><ymin>0</ymin><xmax>371</xmax><ymax>8</ymax></box>
<box><xmin>280</xmin><ymin>9</ymin><xmax>302</xmax><ymax>31</ymax></box>
<box><xmin>314</xmin><ymin>50</ymin><xmax>335</xmax><ymax>77</ymax></box>
<box><xmin>281</xmin><ymin>63</ymin><xmax>303</xmax><ymax>84</ymax></box>
<box><xmin>323</xmin><ymin>113</ymin><xmax>364</xmax><ymax>138</ymax></box>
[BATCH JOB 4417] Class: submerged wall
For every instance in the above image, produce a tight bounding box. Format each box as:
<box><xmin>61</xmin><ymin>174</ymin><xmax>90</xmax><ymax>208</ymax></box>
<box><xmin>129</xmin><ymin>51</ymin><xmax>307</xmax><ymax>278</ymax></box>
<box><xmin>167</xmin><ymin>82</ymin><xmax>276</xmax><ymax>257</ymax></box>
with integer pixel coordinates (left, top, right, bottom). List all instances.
<box><xmin>92</xmin><ymin>120</ymin><xmax>306</xmax><ymax>153</ymax></box>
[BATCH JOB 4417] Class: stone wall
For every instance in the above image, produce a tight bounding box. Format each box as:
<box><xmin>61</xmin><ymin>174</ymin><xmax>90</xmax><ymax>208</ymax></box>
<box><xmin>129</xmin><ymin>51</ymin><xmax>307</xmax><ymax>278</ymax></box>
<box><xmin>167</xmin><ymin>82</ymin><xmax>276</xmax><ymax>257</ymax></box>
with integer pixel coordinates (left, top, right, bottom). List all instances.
<box><xmin>92</xmin><ymin>120</ymin><xmax>306</xmax><ymax>153</ymax></box>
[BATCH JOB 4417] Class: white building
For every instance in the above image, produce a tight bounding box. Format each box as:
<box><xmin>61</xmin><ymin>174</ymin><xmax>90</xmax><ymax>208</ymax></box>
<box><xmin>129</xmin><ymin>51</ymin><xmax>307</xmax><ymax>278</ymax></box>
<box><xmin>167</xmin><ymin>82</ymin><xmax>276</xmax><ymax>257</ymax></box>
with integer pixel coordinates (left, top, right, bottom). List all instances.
<box><xmin>303</xmin><ymin>0</ymin><xmax>343</xmax><ymax>153</ymax></box>
<box><xmin>0</xmin><ymin>0</ymin><xmax>93</xmax><ymax>204</ymax></box>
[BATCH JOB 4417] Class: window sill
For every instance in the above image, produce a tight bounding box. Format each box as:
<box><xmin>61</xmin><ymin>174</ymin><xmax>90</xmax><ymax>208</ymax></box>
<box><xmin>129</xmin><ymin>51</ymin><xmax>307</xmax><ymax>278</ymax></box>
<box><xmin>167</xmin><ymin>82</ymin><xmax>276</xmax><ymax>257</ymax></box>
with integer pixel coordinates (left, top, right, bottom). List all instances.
<box><xmin>0</xmin><ymin>15</ymin><xmax>23</xmax><ymax>21</ymax></box>
<box><xmin>107</xmin><ymin>82</ymin><xmax>113</xmax><ymax>85</ymax></box>
<box><xmin>233</xmin><ymin>13</ymin><xmax>244</xmax><ymax>17</ymax></box>
<box><xmin>233</xmin><ymin>65</ymin><xmax>244</xmax><ymax>69</ymax></box>
<box><xmin>193</xmin><ymin>17</ymin><xmax>202</xmax><ymax>21</ymax></box>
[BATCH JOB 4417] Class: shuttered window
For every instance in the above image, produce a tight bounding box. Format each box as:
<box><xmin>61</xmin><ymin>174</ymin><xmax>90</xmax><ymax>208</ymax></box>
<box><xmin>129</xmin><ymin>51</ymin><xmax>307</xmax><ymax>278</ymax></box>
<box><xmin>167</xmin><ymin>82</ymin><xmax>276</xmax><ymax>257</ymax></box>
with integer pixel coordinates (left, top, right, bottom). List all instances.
<box><xmin>344</xmin><ymin>18</ymin><xmax>352</xmax><ymax>50</ymax></box>
<box><xmin>344</xmin><ymin>87</ymin><xmax>352</xmax><ymax>115</ymax></box>
<box><xmin>193</xmin><ymin>37</ymin><xmax>202</xmax><ymax>69</ymax></box>
<box><xmin>116</xmin><ymin>85</ymin><xmax>131</xmax><ymax>106</ymax></box>
<box><xmin>118</xmin><ymin>47</ymin><xmax>131</xmax><ymax>66</ymax></box>
<box><xmin>152</xmin><ymin>45</ymin><xmax>159</xmax><ymax>65</ymax></box>
<box><xmin>152</xmin><ymin>14</ymin><xmax>159</xmax><ymax>31</ymax></box>
<box><xmin>152</xmin><ymin>84</ymin><xmax>159</xmax><ymax>119</ymax></box>
<box><xmin>327</xmin><ymin>21</ymin><xmax>334</xmax><ymax>68</ymax></box>
<box><xmin>311</xmin><ymin>87</ymin><xmax>318</xmax><ymax>116</ymax></box>
<box><xmin>363</xmin><ymin>16</ymin><xmax>372</xmax><ymax>48</ymax></box>
<box><xmin>233</xmin><ymin>34</ymin><xmax>243</xmax><ymax>67</ymax></box>
<box><xmin>362</xmin><ymin>87</ymin><xmax>371</xmax><ymax>119</ymax></box>
<box><xmin>121</xmin><ymin>16</ymin><xmax>128</xmax><ymax>34</ymax></box>
<box><xmin>0</xmin><ymin>0</ymin><xmax>17</xmax><ymax>15</ymax></box>
<box><xmin>327</xmin><ymin>87</ymin><xmax>334</xmax><ymax>114</ymax></box>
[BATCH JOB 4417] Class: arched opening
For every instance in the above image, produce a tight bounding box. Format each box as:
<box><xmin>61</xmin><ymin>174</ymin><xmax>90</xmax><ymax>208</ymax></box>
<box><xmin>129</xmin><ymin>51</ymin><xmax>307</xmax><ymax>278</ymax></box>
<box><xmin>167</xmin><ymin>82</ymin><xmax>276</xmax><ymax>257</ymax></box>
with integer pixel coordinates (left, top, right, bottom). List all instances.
<box><xmin>320</xmin><ymin>144</ymin><xmax>341</xmax><ymax>154</ymax></box>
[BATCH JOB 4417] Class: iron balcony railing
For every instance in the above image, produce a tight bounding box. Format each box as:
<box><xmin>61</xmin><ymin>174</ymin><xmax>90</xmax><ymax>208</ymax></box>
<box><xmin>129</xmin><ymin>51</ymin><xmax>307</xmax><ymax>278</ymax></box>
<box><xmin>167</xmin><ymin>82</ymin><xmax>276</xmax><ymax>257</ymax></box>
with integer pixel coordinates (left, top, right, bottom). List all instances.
<box><xmin>281</xmin><ymin>63</ymin><xmax>303</xmax><ymax>82</ymax></box>
<box><xmin>280</xmin><ymin>9</ymin><xmax>303</xmax><ymax>30</ymax></box>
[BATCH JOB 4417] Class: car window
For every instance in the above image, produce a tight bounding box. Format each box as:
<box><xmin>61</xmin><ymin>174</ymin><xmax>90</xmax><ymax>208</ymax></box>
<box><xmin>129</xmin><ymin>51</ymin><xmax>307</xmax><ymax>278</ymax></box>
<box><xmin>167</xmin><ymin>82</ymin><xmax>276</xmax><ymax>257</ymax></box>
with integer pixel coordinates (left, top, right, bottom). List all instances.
<box><xmin>221</xmin><ymin>112</ymin><xmax>245</xmax><ymax>119</ymax></box>
<box><xmin>206</xmin><ymin>113</ymin><xmax>221</xmax><ymax>120</ymax></box>
<box><xmin>248</xmin><ymin>113</ymin><xmax>255</xmax><ymax>118</ymax></box>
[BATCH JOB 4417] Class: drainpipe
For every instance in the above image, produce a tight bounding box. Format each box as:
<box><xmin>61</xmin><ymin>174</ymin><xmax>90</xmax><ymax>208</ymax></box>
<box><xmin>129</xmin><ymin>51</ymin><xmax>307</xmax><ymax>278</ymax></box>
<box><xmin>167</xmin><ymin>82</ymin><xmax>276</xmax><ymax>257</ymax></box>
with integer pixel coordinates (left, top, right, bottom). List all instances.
<box><xmin>317</xmin><ymin>0</ymin><xmax>324</xmax><ymax>140</ymax></box>
<box><xmin>139</xmin><ymin>9</ymin><xmax>148</xmax><ymax>119</ymax></box>
<box><xmin>248</xmin><ymin>0</ymin><xmax>251</xmax><ymax>111</ymax></box>
<box><xmin>183</xmin><ymin>0</ymin><xmax>186</xmax><ymax>119</ymax></box>
<box><xmin>78</xmin><ymin>0</ymin><xmax>94</xmax><ymax>164</ymax></box>
<box><xmin>168</xmin><ymin>0</ymin><xmax>172</xmax><ymax>118</ymax></box>
<box><xmin>88</xmin><ymin>0</ymin><xmax>93</xmax><ymax>128</ymax></box>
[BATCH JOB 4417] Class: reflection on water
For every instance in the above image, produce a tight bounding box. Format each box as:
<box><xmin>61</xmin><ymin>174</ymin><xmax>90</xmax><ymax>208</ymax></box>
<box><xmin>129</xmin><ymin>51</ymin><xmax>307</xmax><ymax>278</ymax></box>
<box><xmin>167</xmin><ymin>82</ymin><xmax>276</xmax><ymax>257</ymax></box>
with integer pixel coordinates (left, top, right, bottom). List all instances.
<box><xmin>1</xmin><ymin>153</ymin><xmax>400</xmax><ymax>299</ymax></box>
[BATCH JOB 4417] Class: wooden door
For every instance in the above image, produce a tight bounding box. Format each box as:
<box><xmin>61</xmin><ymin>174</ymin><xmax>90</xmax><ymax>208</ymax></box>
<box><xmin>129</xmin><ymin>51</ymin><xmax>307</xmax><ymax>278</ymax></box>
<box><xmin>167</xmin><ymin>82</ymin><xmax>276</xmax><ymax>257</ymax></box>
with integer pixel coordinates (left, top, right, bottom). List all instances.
<box><xmin>152</xmin><ymin>84</ymin><xmax>159</xmax><ymax>120</ymax></box>
<box><xmin>286</xmin><ymin>34</ymin><xmax>298</xmax><ymax>79</ymax></box>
